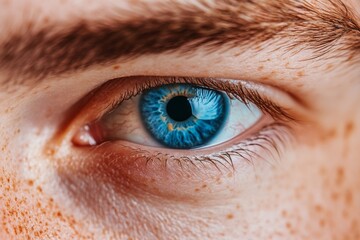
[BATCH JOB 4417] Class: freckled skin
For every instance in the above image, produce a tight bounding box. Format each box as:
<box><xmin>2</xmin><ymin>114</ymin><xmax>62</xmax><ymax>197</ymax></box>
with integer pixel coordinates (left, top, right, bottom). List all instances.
<box><xmin>0</xmin><ymin>0</ymin><xmax>360</xmax><ymax>240</ymax></box>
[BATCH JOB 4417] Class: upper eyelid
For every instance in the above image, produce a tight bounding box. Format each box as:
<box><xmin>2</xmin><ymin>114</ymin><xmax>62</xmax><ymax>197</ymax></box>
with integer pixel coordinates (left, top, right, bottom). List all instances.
<box><xmin>98</xmin><ymin>76</ymin><xmax>301</xmax><ymax>122</ymax></box>
<box><xmin>54</xmin><ymin>76</ymin><xmax>306</xmax><ymax>146</ymax></box>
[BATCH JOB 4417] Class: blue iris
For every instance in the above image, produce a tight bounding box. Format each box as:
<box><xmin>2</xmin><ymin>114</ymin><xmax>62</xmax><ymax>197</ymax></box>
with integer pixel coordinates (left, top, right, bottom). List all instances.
<box><xmin>140</xmin><ymin>84</ymin><xmax>229</xmax><ymax>149</ymax></box>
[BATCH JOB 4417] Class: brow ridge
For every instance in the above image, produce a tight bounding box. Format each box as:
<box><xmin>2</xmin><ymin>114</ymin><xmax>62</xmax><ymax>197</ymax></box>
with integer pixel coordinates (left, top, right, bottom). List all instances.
<box><xmin>0</xmin><ymin>0</ymin><xmax>359</xmax><ymax>84</ymax></box>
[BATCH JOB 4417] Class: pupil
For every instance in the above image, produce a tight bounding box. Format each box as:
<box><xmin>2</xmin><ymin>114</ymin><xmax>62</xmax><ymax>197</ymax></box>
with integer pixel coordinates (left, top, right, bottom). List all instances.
<box><xmin>166</xmin><ymin>96</ymin><xmax>192</xmax><ymax>121</ymax></box>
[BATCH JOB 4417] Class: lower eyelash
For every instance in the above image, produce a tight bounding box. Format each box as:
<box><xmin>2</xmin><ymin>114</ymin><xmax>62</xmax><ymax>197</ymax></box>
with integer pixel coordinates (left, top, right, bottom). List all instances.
<box><xmin>127</xmin><ymin>122</ymin><xmax>292</xmax><ymax>175</ymax></box>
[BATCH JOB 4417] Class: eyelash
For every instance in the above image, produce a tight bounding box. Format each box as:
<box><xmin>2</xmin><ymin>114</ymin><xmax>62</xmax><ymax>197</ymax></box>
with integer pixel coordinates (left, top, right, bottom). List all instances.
<box><xmin>102</xmin><ymin>76</ymin><xmax>293</xmax><ymax>121</ymax></box>
<box><xmin>139</xmin><ymin>123</ymin><xmax>290</xmax><ymax>173</ymax></box>
<box><xmin>71</xmin><ymin>76</ymin><xmax>295</xmax><ymax>174</ymax></box>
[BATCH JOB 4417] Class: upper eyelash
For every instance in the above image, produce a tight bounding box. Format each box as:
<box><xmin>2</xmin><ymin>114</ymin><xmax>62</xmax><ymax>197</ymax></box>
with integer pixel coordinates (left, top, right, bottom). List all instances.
<box><xmin>105</xmin><ymin>76</ymin><xmax>294</xmax><ymax>122</ymax></box>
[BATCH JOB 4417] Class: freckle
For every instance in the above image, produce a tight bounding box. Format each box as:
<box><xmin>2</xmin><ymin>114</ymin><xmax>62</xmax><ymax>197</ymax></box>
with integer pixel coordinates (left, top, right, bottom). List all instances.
<box><xmin>345</xmin><ymin>189</ymin><xmax>353</xmax><ymax>205</ymax></box>
<box><xmin>351</xmin><ymin>219</ymin><xmax>358</xmax><ymax>231</ymax></box>
<box><xmin>112</xmin><ymin>65</ymin><xmax>120</xmax><ymax>70</ymax></box>
<box><xmin>43</xmin><ymin>16</ymin><xmax>50</xmax><ymax>24</ymax></box>
<box><xmin>335</xmin><ymin>166</ymin><xmax>345</xmax><ymax>186</ymax></box>
<box><xmin>314</xmin><ymin>204</ymin><xmax>323</xmax><ymax>213</ymax></box>
<box><xmin>36</xmin><ymin>186</ymin><xmax>43</xmax><ymax>193</ymax></box>
<box><xmin>344</xmin><ymin>121</ymin><xmax>355</xmax><ymax>138</ymax></box>
<box><xmin>331</xmin><ymin>192</ymin><xmax>339</xmax><ymax>201</ymax></box>
<box><xmin>319</xmin><ymin>219</ymin><xmax>326</xmax><ymax>227</ymax></box>
<box><xmin>194</xmin><ymin>188</ymin><xmax>200</xmax><ymax>192</ymax></box>
<box><xmin>227</xmin><ymin>172</ymin><xmax>233</xmax><ymax>178</ymax></box>
<box><xmin>55</xmin><ymin>211</ymin><xmax>63</xmax><ymax>219</ymax></box>
<box><xmin>201</xmin><ymin>184</ymin><xmax>207</xmax><ymax>188</ymax></box>
<box><xmin>226</xmin><ymin>213</ymin><xmax>234</xmax><ymax>220</ymax></box>
<box><xmin>27</xmin><ymin>180</ymin><xmax>34</xmax><ymax>186</ymax></box>
<box><xmin>215</xmin><ymin>177</ymin><xmax>222</xmax><ymax>184</ymax></box>
<box><xmin>281</xmin><ymin>210</ymin><xmax>287</xmax><ymax>217</ymax></box>
<box><xmin>286</xmin><ymin>222</ymin><xmax>292</xmax><ymax>230</ymax></box>
<box><xmin>296</xmin><ymin>70</ymin><xmax>305</xmax><ymax>77</ymax></box>
<box><xmin>325</xmin><ymin>64</ymin><xmax>334</xmax><ymax>70</ymax></box>
<box><xmin>257</xmin><ymin>66</ymin><xmax>264</xmax><ymax>71</ymax></box>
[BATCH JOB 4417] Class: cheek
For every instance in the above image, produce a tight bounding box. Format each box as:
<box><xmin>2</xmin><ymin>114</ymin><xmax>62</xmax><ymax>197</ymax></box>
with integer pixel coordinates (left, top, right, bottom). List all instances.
<box><xmin>266</xmin><ymin>126</ymin><xmax>360</xmax><ymax>238</ymax></box>
<box><xmin>0</xmin><ymin>132</ymin><xmax>102</xmax><ymax>240</ymax></box>
<box><xmin>0</xmin><ymin>160</ymin><xmax>70</xmax><ymax>239</ymax></box>
<box><xmin>220</xmin><ymin>122</ymin><xmax>360</xmax><ymax>239</ymax></box>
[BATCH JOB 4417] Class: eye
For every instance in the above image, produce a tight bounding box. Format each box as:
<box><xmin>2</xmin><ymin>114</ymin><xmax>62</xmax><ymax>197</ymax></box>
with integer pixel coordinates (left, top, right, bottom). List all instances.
<box><xmin>54</xmin><ymin>76</ymin><xmax>299</xmax><ymax>201</ymax></box>
<box><xmin>87</xmin><ymin>83</ymin><xmax>261</xmax><ymax>149</ymax></box>
<box><xmin>70</xmin><ymin>77</ymin><xmax>294</xmax><ymax>152</ymax></box>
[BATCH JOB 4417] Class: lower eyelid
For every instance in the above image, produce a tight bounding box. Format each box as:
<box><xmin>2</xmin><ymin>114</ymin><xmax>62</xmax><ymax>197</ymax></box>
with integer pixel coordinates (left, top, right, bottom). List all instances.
<box><xmin>62</xmin><ymin>122</ymin><xmax>291</xmax><ymax>201</ymax></box>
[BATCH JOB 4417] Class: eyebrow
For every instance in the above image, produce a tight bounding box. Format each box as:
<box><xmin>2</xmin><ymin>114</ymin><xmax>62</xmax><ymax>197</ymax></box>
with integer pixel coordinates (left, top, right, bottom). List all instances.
<box><xmin>0</xmin><ymin>0</ymin><xmax>359</xmax><ymax>84</ymax></box>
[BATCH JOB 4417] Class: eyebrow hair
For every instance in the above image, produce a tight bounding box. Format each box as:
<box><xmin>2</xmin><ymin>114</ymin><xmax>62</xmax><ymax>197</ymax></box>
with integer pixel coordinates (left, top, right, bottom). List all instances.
<box><xmin>0</xmin><ymin>0</ymin><xmax>359</xmax><ymax>84</ymax></box>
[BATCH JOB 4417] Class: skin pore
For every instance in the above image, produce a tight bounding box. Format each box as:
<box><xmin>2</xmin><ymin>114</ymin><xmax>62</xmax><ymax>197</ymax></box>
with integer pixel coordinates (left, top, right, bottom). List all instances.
<box><xmin>0</xmin><ymin>0</ymin><xmax>360</xmax><ymax>239</ymax></box>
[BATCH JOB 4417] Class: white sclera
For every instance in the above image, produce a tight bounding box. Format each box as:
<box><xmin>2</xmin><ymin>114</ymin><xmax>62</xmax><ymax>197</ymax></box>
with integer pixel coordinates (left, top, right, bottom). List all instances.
<box><xmin>203</xmin><ymin>100</ymin><xmax>262</xmax><ymax>148</ymax></box>
<box><xmin>102</xmin><ymin>94</ymin><xmax>262</xmax><ymax>149</ymax></box>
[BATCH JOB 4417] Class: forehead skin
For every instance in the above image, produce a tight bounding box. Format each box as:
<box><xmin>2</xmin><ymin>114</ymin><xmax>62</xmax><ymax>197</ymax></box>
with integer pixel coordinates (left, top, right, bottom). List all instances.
<box><xmin>0</xmin><ymin>0</ymin><xmax>360</xmax><ymax>240</ymax></box>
